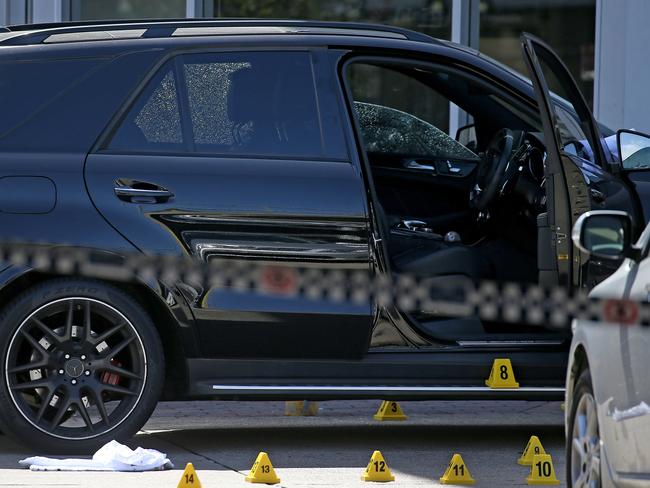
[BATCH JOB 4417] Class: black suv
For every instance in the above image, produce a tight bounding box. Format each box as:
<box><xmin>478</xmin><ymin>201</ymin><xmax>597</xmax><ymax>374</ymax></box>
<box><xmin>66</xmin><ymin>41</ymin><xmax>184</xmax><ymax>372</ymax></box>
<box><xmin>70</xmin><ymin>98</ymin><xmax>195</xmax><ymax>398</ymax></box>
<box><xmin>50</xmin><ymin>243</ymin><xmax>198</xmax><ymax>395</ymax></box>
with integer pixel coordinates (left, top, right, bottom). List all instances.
<box><xmin>0</xmin><ymin>19</ymin><xmax>648</xmax><ymax>453</ymax></box>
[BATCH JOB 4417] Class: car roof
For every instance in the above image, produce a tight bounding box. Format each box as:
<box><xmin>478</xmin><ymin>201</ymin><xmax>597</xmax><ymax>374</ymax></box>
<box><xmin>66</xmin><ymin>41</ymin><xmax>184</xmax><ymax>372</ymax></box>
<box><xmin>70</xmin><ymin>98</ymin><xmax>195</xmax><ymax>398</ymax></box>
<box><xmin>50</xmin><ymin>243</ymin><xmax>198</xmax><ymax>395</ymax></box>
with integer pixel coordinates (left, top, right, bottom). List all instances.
<box><xmin>0</xmin><ymin>18</ymin><xmax>539</xmax><ymax>120</ymax></box>
<box><xmin>0</xmin><ymin>18</ymin><xmax>443</xmax><ymax>47</ymax></box>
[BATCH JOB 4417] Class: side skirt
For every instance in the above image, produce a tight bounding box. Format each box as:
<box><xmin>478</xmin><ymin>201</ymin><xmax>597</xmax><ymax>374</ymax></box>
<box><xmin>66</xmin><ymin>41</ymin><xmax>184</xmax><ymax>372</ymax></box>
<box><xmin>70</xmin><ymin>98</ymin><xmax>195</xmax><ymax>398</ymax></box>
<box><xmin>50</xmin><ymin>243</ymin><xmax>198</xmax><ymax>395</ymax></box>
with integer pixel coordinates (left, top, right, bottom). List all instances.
<box><xmin>183</xmin><ymin>349</ymin><xmax>567</xmax><ymax>400</ymax></box>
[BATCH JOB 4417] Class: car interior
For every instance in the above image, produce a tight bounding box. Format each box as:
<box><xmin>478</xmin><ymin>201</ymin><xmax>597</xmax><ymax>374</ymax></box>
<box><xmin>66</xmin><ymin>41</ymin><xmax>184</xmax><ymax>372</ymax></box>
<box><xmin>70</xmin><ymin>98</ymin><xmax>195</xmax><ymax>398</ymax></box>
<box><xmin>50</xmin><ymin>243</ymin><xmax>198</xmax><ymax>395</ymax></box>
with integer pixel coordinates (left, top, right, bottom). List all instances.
<box><xmin>347</xmin><ymin>60</ymin><xmax>551</xmax><ymax>287</ymax></box>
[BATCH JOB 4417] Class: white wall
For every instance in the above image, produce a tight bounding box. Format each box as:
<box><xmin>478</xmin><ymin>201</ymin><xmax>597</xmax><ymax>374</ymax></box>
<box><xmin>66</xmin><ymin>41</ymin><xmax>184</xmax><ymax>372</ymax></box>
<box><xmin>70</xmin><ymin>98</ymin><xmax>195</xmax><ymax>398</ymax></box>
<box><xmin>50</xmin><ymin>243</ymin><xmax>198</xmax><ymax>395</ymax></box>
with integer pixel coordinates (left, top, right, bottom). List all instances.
<box><xmin>595</xmin><ymin>0</ymin><xmax>650</xmax><ymax>133</ymax></box>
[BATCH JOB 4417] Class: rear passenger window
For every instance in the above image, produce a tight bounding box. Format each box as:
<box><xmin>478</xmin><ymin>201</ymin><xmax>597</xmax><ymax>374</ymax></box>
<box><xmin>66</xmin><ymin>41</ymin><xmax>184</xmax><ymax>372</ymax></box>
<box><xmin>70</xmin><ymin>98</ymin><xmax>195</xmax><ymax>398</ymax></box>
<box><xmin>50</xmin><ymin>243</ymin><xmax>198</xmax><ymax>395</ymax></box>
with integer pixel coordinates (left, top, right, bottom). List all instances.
<box><xmin>108</xmin><ymin>51</ymin><xmax>323</xmax><ymax>158</ymax></box>
<box><xmin>183</xmin><ymin>51</ymin><xmax>322</xmax><ymax>157</ymax></box>
<box><xmin>0</xmin><ymin>58</ymin><xmax>103</xmax><ymax>137</ymax></box>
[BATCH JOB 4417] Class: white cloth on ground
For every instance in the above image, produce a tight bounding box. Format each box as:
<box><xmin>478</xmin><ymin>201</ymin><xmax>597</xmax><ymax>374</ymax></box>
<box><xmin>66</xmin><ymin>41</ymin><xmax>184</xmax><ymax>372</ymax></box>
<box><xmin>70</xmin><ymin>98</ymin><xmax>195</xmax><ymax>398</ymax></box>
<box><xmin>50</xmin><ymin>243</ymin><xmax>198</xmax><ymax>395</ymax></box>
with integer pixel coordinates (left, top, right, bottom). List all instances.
<box><xmin>19</xmin><ymin>440</ymin><xmax>174</xmax><ymax>472</ymax></box>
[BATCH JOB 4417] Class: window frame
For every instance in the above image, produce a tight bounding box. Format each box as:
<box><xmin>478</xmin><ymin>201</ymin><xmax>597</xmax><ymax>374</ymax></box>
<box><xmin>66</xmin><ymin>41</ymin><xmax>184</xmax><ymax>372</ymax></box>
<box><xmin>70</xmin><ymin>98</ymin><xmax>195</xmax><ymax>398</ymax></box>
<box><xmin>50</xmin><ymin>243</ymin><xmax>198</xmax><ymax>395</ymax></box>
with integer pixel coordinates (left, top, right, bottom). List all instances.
<box><xmin>96</xmin><ymin>46</ymin><xmax>332</xmax><ymax>161</ymax></box>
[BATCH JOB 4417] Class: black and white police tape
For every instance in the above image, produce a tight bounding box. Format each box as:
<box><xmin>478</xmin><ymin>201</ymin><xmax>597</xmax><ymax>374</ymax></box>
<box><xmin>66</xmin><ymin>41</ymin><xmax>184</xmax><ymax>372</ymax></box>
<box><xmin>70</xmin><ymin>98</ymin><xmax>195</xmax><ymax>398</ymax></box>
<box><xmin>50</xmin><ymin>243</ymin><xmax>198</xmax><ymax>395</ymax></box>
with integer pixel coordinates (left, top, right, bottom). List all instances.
<box><xmin>0</xmin><ymin>242</ymin><xmax>645</xmax><ymax>329</ymax></box>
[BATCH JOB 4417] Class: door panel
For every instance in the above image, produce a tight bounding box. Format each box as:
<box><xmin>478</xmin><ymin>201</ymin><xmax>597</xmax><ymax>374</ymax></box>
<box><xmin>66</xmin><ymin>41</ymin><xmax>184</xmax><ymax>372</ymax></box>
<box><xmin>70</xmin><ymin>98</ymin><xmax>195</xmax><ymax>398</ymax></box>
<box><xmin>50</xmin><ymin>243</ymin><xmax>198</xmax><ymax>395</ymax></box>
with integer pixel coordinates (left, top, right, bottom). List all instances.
<box><xmin>589</xmin><ymin>265</ymin><xmax>650</xmax><ymax>477</ymax></box>
<box><xmin>521</xmin><ymin>34</ymin><xmax>603</xmax><ymax>287</ymax></box>
<box><xmin>622</xmin><ymin>170</ymin><xmax>650</xmax><ymax>223</ymax></box>
<box><xmin>570</xmin><ymin>154</ymin><xmax>640</xmax><ymax>287</ymax></box>
<box><xmin>85</xmin><ymin>154</ymin><xmax>372</xmax><ymax>359</ymax></box>
<box><xmin>369</xmin><ymin>152</ymin><xmax>476</xmax><ymax>232</ymax></box>
<box><xmin>596</xmin><ymin>323</ymin><xmax>650</xmax><ymax>477</ymax></box>
<box><xmin>85</xmin><ymin>49</ymin><xmax>374</xmax><ymax>360</ymax></box>
<box><xmin>522</xmin><ymin>34</ymin><xmax>647</xmax><ymax>288</ymax></box>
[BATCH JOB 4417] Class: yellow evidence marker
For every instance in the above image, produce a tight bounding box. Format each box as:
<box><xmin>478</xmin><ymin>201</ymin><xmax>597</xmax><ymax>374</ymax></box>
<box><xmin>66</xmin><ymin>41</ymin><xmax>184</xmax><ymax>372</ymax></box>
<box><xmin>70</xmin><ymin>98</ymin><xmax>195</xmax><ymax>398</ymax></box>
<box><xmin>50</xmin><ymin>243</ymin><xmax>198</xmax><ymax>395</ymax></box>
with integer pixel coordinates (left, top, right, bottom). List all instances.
<box><xmin>284</xmin><ymin>400</ymin><xmax>319</xmax><ymax>416</ymax></box>
<box><xmin>373</xmin><ymin>401</ymin><xmax>407</xmax><ymax>421</ymax></box>
<box><xmin>177</xmin><ymin>463</ymin><xmax>202</xmax><ymax>488</ymax></box>
<box><xmin>361</xmin><ymin>450</ymin><xmax>395</xmax><ymax>482</ymax></box>
<box><xmin>485</xmin><ymin>358</ymin><xmax>520</xmax><ymax>388</ymax></box>
<box><xmin>518</xmin><ymin>435</ymin><xmax>547</xmax><ymax>465</ymax></box>
<box><xmin>245</xmin><ymin>452</ymin><xmax>281</xmax><ymax>484</ymax></box>
<box><xmin>440</xmin><ymin>453</ymin><xmax>475</xmax><ymax>485</ymax></box>
<box><xmin>526</xmin><ymin>454</ymin><xmax>560</xmax><ymax>485</ymax></box>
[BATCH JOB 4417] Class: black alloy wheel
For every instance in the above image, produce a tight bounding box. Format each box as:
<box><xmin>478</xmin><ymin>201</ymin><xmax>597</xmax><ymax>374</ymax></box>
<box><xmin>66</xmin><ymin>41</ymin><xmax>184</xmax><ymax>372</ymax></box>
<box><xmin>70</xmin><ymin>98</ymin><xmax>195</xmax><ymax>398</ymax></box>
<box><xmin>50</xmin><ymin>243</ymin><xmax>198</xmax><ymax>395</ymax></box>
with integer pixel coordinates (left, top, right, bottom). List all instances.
<box><xmin>0</xmin><ymin>279</ymin><xmax>163</xmax><ymax>454</ymax></box>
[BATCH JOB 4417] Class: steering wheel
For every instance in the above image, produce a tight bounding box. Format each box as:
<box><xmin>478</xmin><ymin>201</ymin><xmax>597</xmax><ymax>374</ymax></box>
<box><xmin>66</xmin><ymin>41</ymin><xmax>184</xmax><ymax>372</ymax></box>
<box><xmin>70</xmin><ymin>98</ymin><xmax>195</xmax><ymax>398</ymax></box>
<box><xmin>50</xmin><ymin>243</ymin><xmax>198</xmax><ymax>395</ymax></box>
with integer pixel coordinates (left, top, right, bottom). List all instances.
<box><xmin>470</xmin><ymin>128</ymin><xmax>516</xmax><ymax>211</ymax></box>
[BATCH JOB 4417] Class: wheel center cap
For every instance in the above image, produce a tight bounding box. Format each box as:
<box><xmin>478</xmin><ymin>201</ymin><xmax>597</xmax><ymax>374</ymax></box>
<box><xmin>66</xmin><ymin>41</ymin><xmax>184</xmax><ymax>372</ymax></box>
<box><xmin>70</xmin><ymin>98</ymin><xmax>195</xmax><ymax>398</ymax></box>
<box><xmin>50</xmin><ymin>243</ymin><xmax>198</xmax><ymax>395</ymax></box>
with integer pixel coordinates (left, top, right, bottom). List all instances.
<box><xmin>65</xmin><ymin>358</ymin><xmax>84</xmax><ymax>378</ymax></box>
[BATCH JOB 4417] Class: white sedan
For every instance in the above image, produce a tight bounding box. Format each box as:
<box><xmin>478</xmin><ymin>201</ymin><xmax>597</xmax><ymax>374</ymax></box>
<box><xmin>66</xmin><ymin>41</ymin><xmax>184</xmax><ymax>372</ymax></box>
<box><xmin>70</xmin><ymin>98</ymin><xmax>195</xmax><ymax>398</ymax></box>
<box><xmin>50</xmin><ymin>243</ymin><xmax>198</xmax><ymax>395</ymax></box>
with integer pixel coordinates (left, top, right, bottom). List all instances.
<box><xmin>567</xmin><ymin>209</ymin><xmax>650</xmax><ymax>487</ymax></box>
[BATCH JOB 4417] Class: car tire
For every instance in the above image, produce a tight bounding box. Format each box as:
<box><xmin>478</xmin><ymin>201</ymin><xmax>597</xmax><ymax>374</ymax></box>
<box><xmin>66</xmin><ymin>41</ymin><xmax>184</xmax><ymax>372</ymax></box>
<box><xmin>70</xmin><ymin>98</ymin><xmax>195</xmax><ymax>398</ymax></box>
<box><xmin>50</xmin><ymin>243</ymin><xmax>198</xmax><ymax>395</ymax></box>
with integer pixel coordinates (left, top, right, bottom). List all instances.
<box><xmin>567</xmin><ymin>367</ymin><xmax>601</xmax><ymax>487</ymax></box>
<box><xmin>0</xmin><ymin>278</ymin><xmax>164</xmax><ymax>454</ymax></box>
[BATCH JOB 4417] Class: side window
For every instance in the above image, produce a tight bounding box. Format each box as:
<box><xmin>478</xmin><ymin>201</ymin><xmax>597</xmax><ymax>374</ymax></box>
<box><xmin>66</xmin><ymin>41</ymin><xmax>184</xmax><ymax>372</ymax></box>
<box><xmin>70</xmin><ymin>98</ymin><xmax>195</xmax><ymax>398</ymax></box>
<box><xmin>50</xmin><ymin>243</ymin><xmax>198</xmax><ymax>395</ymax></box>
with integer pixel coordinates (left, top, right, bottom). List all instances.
<box><xmin>109</xmin><ymin>61</ymin><xmax>184</xmax><ymax>152</ymax></box>
<box><xmin>182</xmin><ymin>51</ymin><xmax>322</xmax><ymax>158</ymax></box>
<box><xmin>347</xmin><ymin>63</ymin><xmax>478</xmax><ymax>160</ymax></box>
<box><xmin>108</xmin><ymin>51</ymin><xmax>323</xmax><ymax>158</ymax></box>
<box><xmin>0</xmin><ymin>58</ymin><xmax>104</xmax><ymax>138</ymax></box>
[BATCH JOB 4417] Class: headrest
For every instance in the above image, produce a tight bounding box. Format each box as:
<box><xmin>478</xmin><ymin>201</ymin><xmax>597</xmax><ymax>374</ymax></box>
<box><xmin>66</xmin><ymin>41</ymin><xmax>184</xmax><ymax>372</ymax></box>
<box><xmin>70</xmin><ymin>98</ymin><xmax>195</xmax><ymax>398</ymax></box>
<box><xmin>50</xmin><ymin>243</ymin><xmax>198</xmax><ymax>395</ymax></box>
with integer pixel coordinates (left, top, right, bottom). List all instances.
<box><xmin>273</xmin><ymin>60</ymin><xmax>315</xmax><ymax>123</ymax></box>
<box><xmin>227</xmin><ymin>67</ymin><xmax>277</xmax><ymax>124</ymax></box>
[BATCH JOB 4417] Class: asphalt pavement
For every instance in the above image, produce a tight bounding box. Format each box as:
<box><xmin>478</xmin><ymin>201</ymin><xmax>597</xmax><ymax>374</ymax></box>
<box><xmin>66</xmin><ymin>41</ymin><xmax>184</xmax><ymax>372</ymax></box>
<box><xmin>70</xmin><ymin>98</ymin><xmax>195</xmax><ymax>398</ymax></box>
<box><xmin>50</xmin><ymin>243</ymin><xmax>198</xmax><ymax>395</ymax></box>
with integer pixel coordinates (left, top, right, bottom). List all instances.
<box><xmin>0</xmin><ymin>400</ymin><xmax>566</xmax><ymax>487</ymax></box>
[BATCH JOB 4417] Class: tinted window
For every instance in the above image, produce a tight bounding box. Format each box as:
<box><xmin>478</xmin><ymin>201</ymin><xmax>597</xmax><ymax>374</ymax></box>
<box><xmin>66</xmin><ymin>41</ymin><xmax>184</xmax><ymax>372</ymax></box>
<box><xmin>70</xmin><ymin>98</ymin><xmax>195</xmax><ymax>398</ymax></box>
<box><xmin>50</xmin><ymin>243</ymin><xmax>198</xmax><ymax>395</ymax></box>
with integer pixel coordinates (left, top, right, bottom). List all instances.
<box><xmin>108</xmin><ymin>51</ymin><xmax>323</xmax><ymax>158</ymax></box>
<box><xmin>183</xmin><ymin>51</ymin><xmax>322</xmax><ymax>157</ymax></box>
<box><xmin>0</xmin><ymin>58</ymin><xmax>103</xmax><ymax>137</ymax></box>
<box><xmin>109</xmin><ymin>61</ymin><xmax>184</xmax><ymax>152</ymax></box>
<box><xmin>184</xmin><ymin>59</ymin><xmax>248</xmax><ymax>147</ymax></box>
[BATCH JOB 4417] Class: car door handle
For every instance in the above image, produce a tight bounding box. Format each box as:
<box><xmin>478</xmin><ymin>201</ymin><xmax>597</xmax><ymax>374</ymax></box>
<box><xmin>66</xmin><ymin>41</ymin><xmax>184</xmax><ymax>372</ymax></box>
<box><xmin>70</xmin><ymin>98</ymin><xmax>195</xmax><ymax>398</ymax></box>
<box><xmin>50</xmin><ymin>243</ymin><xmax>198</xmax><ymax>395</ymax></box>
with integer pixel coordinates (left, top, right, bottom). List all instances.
<box><xmin>404</xmin><ymin>160</ymin><xmax>435</xmax><ymax>172</ymax></box>
<box><xmin>114</xmin><ymin>184</ymin><xmax>174</xmax><ymax>203</ymax></box>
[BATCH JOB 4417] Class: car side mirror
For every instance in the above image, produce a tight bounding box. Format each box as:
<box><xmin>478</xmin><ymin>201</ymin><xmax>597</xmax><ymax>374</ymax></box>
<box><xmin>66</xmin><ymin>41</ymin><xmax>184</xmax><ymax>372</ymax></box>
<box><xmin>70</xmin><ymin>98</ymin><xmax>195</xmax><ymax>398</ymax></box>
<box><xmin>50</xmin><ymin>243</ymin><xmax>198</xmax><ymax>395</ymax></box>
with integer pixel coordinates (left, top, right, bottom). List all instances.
<box><xmin>572</xmin><ymin>210</ymin><xmax>636</xmax><ymax>260</ymax></box>
<box><xmin>617</xmin><ymin>129</ymin><xmax>650</xmax><ymax>170</ymax></box>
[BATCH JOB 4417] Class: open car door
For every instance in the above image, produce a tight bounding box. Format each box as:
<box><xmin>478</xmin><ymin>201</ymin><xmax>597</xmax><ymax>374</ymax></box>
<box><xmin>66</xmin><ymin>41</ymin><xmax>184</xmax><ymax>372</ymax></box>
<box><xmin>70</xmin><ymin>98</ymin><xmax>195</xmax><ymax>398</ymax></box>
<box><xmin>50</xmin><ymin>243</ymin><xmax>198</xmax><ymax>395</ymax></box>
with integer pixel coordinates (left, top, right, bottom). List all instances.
<box><xmin>521</xmin><ymin>33</ymin><xmax>608</xmax><ymax>287</ymax></box>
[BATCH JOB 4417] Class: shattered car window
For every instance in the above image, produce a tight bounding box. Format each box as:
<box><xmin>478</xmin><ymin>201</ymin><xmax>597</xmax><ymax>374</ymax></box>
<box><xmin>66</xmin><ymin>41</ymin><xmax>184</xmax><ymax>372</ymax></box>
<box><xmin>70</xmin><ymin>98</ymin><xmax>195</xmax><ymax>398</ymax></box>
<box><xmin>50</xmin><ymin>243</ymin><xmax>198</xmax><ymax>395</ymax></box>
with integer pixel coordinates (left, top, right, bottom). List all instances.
<box><xmin>134</xmin><ymin>69</ymin><xmax>183</xmax><ymax>144</ymax></box>
<box><xmin>354</xmin><ymin>102</ymin><xmax>479</xmax><ymax>160</ymax></box>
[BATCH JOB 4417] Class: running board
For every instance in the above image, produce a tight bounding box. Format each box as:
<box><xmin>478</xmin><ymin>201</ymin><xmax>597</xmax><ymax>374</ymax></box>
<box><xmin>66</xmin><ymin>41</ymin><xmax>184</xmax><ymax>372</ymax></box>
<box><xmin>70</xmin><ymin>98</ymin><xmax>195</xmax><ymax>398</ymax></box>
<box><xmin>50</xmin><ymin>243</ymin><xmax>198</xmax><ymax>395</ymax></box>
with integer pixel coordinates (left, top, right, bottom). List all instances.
<box><xmin>208</xmin><ymin>384</ymin><xmax>565</xmax><ymax>400</ymax></box>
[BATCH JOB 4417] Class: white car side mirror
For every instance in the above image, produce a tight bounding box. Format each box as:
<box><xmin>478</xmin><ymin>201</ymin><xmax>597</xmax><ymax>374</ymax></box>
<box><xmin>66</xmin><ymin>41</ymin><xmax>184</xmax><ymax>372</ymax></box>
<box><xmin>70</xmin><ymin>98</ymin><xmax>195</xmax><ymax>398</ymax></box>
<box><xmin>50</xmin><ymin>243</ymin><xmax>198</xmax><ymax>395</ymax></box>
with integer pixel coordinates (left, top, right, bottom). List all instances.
<box><xmin>572</xmin><ymin>210</ymin><xmax>637</xmax><ymax>261</ymax></box>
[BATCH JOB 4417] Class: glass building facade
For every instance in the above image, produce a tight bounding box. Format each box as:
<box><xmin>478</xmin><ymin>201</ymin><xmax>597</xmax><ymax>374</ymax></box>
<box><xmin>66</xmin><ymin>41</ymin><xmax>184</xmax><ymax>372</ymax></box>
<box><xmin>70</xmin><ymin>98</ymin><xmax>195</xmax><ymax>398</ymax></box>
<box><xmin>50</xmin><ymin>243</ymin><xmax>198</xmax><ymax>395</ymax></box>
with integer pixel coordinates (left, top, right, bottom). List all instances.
<box><xmin>71</xmin><ymin>0</ymin><xmax>186</xmax><ymax>19</ymax></box>
<box><xmin>211</xmin><ymin>0</ymin><xmax>453</xmax><ymax>40</ymax></box>
<box><xmin>2</xmin><ymin>0</ymin><xmax>595</xmax><ymax>104</ymax></box>
<box><xmin>479</xmin><ymin>0</ymin><xmax>596</xmax><ymax>107</ymax></box>
<box><xmin>66</xmin><ymin>0</ymin><xmax>594</xmax><ymax>103</ymax></box>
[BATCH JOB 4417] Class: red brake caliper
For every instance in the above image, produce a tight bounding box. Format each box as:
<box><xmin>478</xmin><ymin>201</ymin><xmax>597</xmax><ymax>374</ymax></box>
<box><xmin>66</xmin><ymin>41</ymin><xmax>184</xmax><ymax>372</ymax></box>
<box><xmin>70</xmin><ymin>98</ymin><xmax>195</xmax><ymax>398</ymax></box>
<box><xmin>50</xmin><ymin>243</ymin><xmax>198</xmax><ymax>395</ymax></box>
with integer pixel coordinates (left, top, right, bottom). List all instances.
<box><xmin>100</xmin><ymin>359</ymin><xmax>122</xmax><ymax>386</ymax></box>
